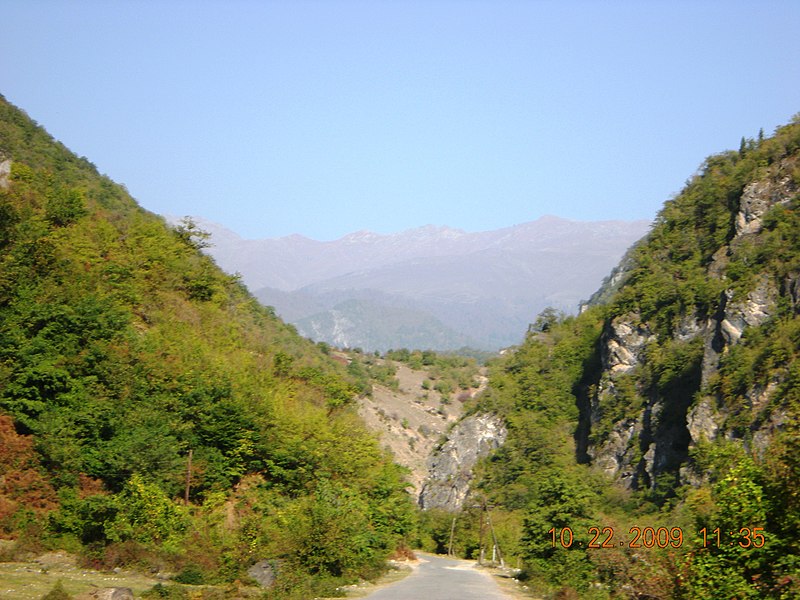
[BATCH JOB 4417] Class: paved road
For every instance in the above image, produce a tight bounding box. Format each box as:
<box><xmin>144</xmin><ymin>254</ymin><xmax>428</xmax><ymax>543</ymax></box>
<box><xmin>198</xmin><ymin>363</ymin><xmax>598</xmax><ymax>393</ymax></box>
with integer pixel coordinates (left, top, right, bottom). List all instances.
<box><xmin>363</xmin><ymin>554</ymin><xmax>513</xmax><ymax>600</ymax></box>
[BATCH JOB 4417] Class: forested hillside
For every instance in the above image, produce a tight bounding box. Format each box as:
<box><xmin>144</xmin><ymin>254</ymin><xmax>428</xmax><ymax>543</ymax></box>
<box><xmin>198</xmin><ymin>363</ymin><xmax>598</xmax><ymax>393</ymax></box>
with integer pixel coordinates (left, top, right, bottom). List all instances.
<box><xmin>0</xmin><ymin>95</ymin><xmax>415</xmax><ymax>598</ymax></box>
<box><xmin>450</xmin><ymin>117</ymin><xmax>800</xmax><ymax>598</ymax></box>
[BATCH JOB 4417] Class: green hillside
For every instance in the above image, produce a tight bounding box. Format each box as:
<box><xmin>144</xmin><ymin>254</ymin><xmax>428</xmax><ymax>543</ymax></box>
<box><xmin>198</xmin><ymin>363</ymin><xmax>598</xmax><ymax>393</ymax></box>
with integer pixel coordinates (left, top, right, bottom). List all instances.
<box><xmin>0</xmin><ymin>95</ymin><xmax>415</xmax><ymax>597</ymax></box>
<box><xmin>458</xmin><ymin>118</ymin><xmax>800</xmax><ymax>597</ymax></box>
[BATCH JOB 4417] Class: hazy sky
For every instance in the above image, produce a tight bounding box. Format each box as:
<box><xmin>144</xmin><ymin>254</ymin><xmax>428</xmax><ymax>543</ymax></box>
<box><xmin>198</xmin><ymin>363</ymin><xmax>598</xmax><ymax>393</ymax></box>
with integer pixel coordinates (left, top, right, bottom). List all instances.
<box><xmin>1</xmin><ymin>1</ymin><xmax>798</xmax><ymax>241</ymax></box>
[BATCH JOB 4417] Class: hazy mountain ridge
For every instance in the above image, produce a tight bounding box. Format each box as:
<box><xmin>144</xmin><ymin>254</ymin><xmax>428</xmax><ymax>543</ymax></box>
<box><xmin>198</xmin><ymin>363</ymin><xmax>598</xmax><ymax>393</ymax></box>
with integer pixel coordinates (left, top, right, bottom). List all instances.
<box><xmin>182</xmin><ymin>215</ymin><xmax>650</xmax><ymax>350</ymax></box>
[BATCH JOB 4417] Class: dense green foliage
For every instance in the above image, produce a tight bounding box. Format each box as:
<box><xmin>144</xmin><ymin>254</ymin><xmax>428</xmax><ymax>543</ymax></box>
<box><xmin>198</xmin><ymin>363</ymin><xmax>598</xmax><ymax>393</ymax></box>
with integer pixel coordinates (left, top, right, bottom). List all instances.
<box><xmin>457</xmin><ymin>117</ymin><xmax>800</xmax><ymax>598</ymax></box>
<box><xmin>0</xmin><ymin>95</ymin><xmax>415</xmax><ymax>596</ymax></box>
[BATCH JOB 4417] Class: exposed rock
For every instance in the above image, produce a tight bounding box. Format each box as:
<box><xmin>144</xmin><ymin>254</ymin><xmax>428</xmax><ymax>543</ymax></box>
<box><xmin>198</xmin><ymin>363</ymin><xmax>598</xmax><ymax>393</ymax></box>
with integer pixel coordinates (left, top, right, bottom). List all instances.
<box><xmin>785</xmin><ymin>273</ymin><xmax>800</xmax><ymax>312</ymax></box>
<box><xmin>707</xmin><ymin>245</ymin><xmax>730</xmax><ymax>279</ymax></box>
<box><xmin>687</xmin><ymin>398</ymin><xmax>720</xmax><ymax>445</ymax></box>
<box><xmin>701</xmin><ymin>277</ymin><xmax>778</xmax><ymax>388</ymax></box>
<box><xmin>719</xmin><ymin>277</ymin><xmax>778</xmax><ymax>346</ymax></box>
<box><xmin>736</xmin><ymin>181</ymin><xmax>774</xmax><ymax>235</ymax></box>
<box><xmin>674</xmin><ymin>312</ymin><xmax>704</xmax><ymax>342</ymax></box>
<box><xmin>419</xmin><ymin>413</ymin><xmax>507</xmax><ymax>511</ymax></box>
<box><xmin>735</xmin><ymin>174</ymin><xmax>795</xmax><ymax>236</ymax></box>
<box><xmin>700</xmin><ymin>308</ymin><xmax>725</xmax><ymax>389</ymax></box>
<box><xmin>745</xmin><ymin>379</ymin><xmax>780</xmax><ymax>414</ymax></box>
<box><xmin>582</xmin><ymin>142</ymin><xmax>799</xmax><ymax>496</ymax></box>
<box><xmin>583</xmin><ymin>314</ymin><xmax>657</xmax><ymax>487</ymax></box>
<box><xmin>0</xmin><ymin>157</ymin><xmax>10</xmax><ymax>189</ymax></box>
<box><xmin>752</xmin><ymin>408</ymin><xmax>788</xmax><ymax>458</ymax></box>
<box><xmin>590</xmin><ymin>418</ymin><xmax>640</xmax><ymax>488</ymax></box>
<box><xmin>643</xmin><ymin>443</ymin><xmax>657</xmax><ymax>484</ymax></box>
<box><xmin>602</xmin><ymin>315</ymin><xmax>654</xmax><ymax>374</ymax></box>
<box><xmin>74</xmin><ymin>588</ymin><xmax>133</xmax><ymax>600</ymax></box>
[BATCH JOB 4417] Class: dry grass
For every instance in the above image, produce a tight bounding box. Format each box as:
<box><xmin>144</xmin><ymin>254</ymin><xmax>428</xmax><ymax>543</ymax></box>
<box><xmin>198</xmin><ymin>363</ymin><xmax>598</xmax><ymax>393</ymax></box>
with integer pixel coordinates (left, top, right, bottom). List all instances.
<box><xmin>0</xmin><ymin>560</ymin><xmax>162</xmax><ymax>599</ymax></box>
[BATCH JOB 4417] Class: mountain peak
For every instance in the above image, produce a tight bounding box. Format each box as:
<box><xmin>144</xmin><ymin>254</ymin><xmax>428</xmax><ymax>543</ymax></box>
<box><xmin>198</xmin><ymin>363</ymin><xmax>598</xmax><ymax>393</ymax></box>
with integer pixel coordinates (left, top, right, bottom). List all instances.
<box><xmin>341</xmin><ymin>229</ymin><xmax>381</xmax><ymax>243</ymax></box>
<box><xmin>195</xmin><ymin>216</ymin><xmax>650</xmax><ymax>350</ymax></box>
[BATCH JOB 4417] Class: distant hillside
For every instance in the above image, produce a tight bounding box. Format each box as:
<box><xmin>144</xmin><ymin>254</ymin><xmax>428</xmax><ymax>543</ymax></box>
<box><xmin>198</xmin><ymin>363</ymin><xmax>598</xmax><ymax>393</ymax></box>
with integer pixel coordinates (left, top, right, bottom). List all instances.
<box><xmin>0</xmin><ymin>95</ymin><xmax>414</xmax><ymax>596</ymax></box>
<box><xmin>179</xmin><ymin>215</ymin><xmax>649</xmax><ymax>350</ymax></box>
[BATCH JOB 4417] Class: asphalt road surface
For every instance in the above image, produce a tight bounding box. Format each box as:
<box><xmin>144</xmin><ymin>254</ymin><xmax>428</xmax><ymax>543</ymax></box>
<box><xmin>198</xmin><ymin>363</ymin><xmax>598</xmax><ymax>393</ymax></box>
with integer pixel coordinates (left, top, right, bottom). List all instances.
<box><xmin>362</xmin><ymin>554</ymin><xmax>514</xmax><ymax>600</ymax></box>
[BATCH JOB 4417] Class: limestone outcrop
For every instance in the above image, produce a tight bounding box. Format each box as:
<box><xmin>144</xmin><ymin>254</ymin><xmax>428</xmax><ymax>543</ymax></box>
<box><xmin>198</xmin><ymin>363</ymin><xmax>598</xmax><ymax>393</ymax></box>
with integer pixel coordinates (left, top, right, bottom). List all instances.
<box><xmin>584</xmin><ymin>154</ymin><xmax>797</xmax><ymax>489</ymax></box>
<box><xmin>418</xmin><ymin>413</ymin><xmax>507</xmax><ymax>511</ymax></box>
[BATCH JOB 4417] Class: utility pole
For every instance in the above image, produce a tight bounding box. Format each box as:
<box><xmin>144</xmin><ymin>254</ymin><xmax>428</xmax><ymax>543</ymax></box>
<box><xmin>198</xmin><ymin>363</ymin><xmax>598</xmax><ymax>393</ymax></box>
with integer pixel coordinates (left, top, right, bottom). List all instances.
<box><xmin>486</xmin><ymin>508</ymin><xmax>504</xmax><ymax>568</ymax></box>
<box><xmin>447</xmin><ymin>515</ymin><xmax>457</xmax><ymax>557</ymax></box>
<box><xmin>473</xmin><ymin>494</ymin><xmax>504</xmax><ymax>567</ymax></box>
<box><xmin>478</xmin><ymin>500</ymin><xmax>487</xmax><ymax>565</ymax></box>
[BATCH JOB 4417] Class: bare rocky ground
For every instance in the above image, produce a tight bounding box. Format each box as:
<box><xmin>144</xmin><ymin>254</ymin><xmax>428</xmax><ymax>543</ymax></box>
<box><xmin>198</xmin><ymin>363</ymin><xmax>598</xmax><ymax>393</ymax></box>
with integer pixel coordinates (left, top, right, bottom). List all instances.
<box><xmin>356</xmin><ymin>361</ymin><xmax>487</xmax><ymax>501</ymax></box>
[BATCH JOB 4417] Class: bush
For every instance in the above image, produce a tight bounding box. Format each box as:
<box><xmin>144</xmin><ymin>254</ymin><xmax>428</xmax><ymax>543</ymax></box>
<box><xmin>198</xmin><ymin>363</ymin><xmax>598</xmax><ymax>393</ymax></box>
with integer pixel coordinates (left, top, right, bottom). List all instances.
<box><xmin>173</xmin><ymin>562</ymin><xmax>205</xmax><ymax>585</ymax></box>
<box><xmin>142</xmin><ymin>583</ymin><xmax>187</xmax><ymax>599</ymax></box>
<box><xmin>41</xmin><ymin>580</ymin><xmax>72</xmax><ymax>600</ymax></box>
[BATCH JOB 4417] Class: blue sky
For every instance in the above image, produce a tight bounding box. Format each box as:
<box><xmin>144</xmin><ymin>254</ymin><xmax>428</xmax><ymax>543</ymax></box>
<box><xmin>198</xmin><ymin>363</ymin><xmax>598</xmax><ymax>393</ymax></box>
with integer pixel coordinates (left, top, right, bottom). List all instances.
<box><xmin>1</xmin><ymin>1</ymin><xmax>799</xmax><ymax>241</ymax></box>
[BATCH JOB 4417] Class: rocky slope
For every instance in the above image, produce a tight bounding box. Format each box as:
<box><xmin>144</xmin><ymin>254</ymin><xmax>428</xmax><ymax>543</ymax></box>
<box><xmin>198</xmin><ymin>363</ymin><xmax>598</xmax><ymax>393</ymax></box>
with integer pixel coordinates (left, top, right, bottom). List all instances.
<box><xmin>354</xmin><ymin>359</ymin><xmax>487</xmax><ymax>502</ymax></box>
<box><xmin>583</xmin><ymin>137</ymin><xmax>800</xmax><ymax>489</ymax></box>
<box><xmin>423</xmin><ymin>119</ymin><xmax>800</xmax><ymax>520</ymax></box>
<box><xmin>415</xmin><ymin>120</ymin><xmax>800</xmax><ymax>598</ymax></box>
<box><xmin>417</xmin><ymin>413</ymin><xmax>507</xmax><ymax>511</ymax></box>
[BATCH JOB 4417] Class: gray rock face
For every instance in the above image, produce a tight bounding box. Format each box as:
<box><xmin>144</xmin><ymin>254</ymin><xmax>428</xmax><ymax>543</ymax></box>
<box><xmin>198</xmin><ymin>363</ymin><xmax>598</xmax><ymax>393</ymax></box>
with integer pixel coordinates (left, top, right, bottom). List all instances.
<box><xmin>591</xmin><ymin>418</ymin><xmax>640</xmax><ymax>487</ymax></box>
<box><xmin>686</xmin><ymin>398</ymin><xmax>720</xmax><ymax>445</ymax></box>
<box><xmin>0</xmin><ymin>157</ymin><xmax>11</xmax><ymax>189</ymax></box>
<box><xmin>719</xmin><ymin>277</ymin><xmax>778</xmax><ymax>346</ymax></box>
<box><xmin>786</xmin><ymin>273</ymin><xmax>800</xmax><ymax>311</ymax></box>
<box><xmin>419</xmin><ymin>413</ymin><xmax>507</xmax><ymax>511</ymax></box>
<box><xmin>585</xmin><ymin>314</ymin><xmax>656</xmax><ymax>487</ymax></box>
<box><xmin>602</xmin><ymin>315</ymin><xmax>654</xmax><ymax>375</ymax></box>
<box><xmin>752</xmin><ymin>407</ymin><xmax>788</xmax><ymax>458</ymax></box>
<box><xmin>735</xmin><ymin>174</ymin><xmax>795</xmax><ymax>235</ymax></box>
<box><xmin>586</xmin><ymin>160</ymin><xmax>797</xmax><ymax>490</ymax></box>
<box><xmin>674</xmin><ymin>312</ymin><xmax>704</xmax><ymax>342</ymax></box>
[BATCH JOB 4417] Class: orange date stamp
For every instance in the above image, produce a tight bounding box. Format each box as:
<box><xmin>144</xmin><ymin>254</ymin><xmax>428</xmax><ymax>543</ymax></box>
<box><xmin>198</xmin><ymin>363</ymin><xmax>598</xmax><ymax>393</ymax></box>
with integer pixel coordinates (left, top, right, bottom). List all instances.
<box><xmin>548</xmin><ymin>526</ymin><xmax>766</xmax><ymax>549</ymax></box>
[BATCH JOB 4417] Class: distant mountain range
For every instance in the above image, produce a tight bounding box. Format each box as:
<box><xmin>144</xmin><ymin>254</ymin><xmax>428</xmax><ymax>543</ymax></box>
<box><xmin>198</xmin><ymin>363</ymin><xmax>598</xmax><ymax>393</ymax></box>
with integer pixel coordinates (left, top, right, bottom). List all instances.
<box><xmin>172</xmin><ymin>215</ymin><xmax>650</xmax><ymax>350</ymax></box>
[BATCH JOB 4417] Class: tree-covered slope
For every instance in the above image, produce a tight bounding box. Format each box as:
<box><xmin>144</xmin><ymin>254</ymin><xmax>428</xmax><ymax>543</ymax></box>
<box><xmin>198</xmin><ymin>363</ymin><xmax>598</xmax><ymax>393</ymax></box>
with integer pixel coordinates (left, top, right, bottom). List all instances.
<box><xmin>0</xmin><ymin>95</ymin><xmax>415</xmax><ymax>596</ymax></box>
<box><xmin>463</xmin><ymin>117</ymin><xmax>800</xmax><ymax>598</ymax></box>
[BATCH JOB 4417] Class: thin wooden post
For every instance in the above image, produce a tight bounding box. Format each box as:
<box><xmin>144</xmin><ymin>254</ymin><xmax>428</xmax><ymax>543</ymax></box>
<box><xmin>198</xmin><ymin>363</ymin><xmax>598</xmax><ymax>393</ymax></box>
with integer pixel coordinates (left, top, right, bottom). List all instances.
<box><xmin>486</xmin><ymin>507</ymin><xmax>505</xmax><ymax>567</ymax></box>
<box><xmin>447</xmin><ymin>515</ymin><xmax>457</xmax><ymax>557</ymax></box>
<box><xmin>478</xmin><ymin>503</ymin><xmax>486</xmax><ymax>565</ymax></box>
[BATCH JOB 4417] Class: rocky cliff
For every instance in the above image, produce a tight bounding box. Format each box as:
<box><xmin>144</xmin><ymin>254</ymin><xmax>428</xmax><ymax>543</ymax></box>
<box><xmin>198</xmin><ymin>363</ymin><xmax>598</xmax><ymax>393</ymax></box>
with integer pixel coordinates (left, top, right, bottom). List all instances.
<box><xmin>418</xmin><ymin>413</ymin><xmax>507</xmax><ymax>510</ymax></box>
<box><xmin>582</xmin><ymin>127</ymin><xmax>800</xmax><ymax>489</ymax></box>
<box><xmin>421</xmin><ymin>121</ymin><xmax>800</xmax><ymax>519</ymax></box>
